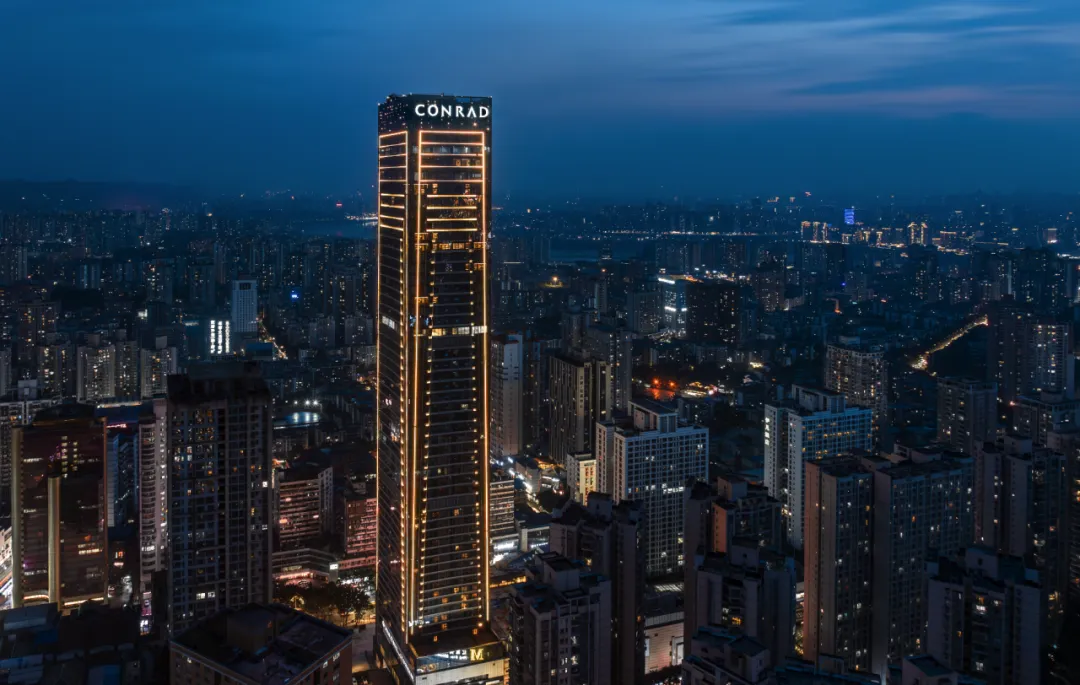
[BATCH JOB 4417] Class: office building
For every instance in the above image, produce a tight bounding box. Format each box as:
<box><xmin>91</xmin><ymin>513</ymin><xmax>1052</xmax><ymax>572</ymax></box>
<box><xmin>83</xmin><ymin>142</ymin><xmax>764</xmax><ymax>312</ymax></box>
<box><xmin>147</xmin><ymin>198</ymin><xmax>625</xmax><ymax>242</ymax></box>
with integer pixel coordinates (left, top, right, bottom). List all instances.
<box><xmin>825</xmin><ymin>342</ymin><xmax>888</xmax><ymax>437</ymax></box>
<box><xmin>765</xmin><ymin>386</ymin><xmax>873</xmax><ymax>550</ymax></box>
<box><xmin>601</xmin><ymin>399</ymin><xmax>708</xmax><ymax>576</ymax></box>
<box><xmin>927</xmin><ymin>547</ymin><xmax>1042</xmax><ymax>685</ymax></box>
<box><xmin>690</xmin><ymin>544</ymin><xmax>796</xmax><ymax>668</ymax></box>
<box><xmin>583</xmin><ymin>324</ymin><xmax>633</xmax><ymax>412</ymax></box>
<box><xmin>507</xmin><ymin>553</ymin><xmax>612</xmax><ymax>685</ymax></box>
<box><xmin>658</xmin><ymin>275</ymin><xmax>692</xmax><ymax>337</ymax></box>
<box><xmin>490</xmin><ymin>333</ymin><xmax>524</xmax><ymax>461</ymax></box>
<box><xmin>166</xmin><ymin>363</ymin><xmax>273</xmax><ymax>634</ymax></box>
<box><xmin>11</xmin><ymin>405</ymin><xmax>108</xmax><ymax>609</ymax></box>
<box><xmin>230</xmin><ymin>278</ymin><xmax>258</xmax><ymax>335</ymax></box>
<box><xmin>1012</xmin><ymin>392</ymin><xmax>1080</xmax><ymax>446</ymax></box>
<box><xmin>375</xmin><ymin>94</ymin><xmax>505</xmax><ymax>683</ymax></box>
<box><xmin>170</xmin><ymin>603</ymin><xmax>353</xmax><ymax>685</ymax></box>
<box><xmin>277</xmin><ymin>462</ymin><xmax>332</xmax><ymax>551</ymax></box>
<box><xmin>974</xmin><ymin>436</ymin><xmax>1067</xmax><ymax>621</ymax></box>
<box><xmin>869</xmin><ymin>452</ymin><xmax>974</xmax><ymax>673</ymax></box>
<box><xmin>685</xmin><ymin>280</ymin><xmax>744</xmax><ymax>346</ymax></box>
<box><xmin>804</xmin><ymin>457</ymin><xmax>874</xmax><ymax>674</ymax></box>
<box><xmin>936</xmin><ymin>377</ymin><xmax>998</xmax><ymax>454</ymax></box>
<box><xmin>549</xmin><ymin>496</ymin><xmax>645</xmax><ymax>685</ymax></box>
<box><xmin>548</xmin><ymin>351</ymin><xmax>611</xmax><ymax>467</ymax></box>
<box><xmin>76</xmin><ymin>341</ymin><xmax>116</xmax><ymax>403</ymax></box>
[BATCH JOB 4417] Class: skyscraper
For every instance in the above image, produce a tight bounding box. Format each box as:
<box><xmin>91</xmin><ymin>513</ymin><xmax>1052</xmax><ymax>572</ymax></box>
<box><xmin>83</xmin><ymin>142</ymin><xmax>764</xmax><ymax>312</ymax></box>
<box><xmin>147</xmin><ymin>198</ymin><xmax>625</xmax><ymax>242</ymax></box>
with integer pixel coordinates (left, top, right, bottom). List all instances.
<box><xmin>11</xmin><ymin>404</ymin><xmax>108</xmax><ymax>609</ymax></box>
<box><xmin>375</xmin><ymin>94</ymin><xmax>504</xmax><ymax>683</ymax></box>
<box><xmin>936</xmin><ymin>377</ymin><xmax>998</xmax><ymax>454</ymax></box>
<box><xmin>764</xmin><ymin>386</ymin><xmax>873</xmax><ymax>550</ymax></box>
<box><xmin>230</xmin><ymin>279</ymin><xmax>258</xmax><ymax>335</ymax></box>
<box><xmin>166</xmin><ymin>363</ymin><xmax>273</xmax><ymax>634</ymax></box>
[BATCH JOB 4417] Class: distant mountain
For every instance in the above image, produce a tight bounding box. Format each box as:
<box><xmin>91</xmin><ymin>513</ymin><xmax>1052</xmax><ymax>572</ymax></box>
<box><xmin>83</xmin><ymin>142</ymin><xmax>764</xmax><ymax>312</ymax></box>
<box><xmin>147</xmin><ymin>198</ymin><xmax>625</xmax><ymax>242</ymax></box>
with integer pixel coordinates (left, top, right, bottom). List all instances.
<box><xmin>0</xmin><ymin>180</ymin><xmax>199</xmax><ymax>211</ymax></box>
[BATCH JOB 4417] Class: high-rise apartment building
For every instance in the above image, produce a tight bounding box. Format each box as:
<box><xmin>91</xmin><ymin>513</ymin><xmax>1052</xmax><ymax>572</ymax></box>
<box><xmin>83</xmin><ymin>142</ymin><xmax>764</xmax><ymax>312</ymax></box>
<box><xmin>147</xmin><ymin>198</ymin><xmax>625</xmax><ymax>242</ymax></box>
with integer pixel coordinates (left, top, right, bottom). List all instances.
<box><xmin>76</xmin><ymin>341</ymin><xmax>116</xmax><ymax>403</ymax></box>
<box><xmin>987</xmin><ymin>302</ymin><xmax>1074</xmax><ymax>402</ymax></box>
<box><xmin>927</xmin><ymin>547</ymin><xmax>1043</xmax><ymax>685</ymax></box>
<box><xmin>140</xmin><ymin>336</ymin><xmax>178</xmax><ymax>399</ymax></box>
<box><xmin>166</xmin><ymin>363</ymin><xmax>273</xmax><ymax>634</ymax></box>
<box><xmin>765</xmin><ymin>386</ymin><xmax>873</xmax><ymax>550</ymax></box>
<box><xmin>626</xmin><ymin>289</ymin><xmax>661</xmax><ymax>335</ymax></box>
<box><xmin>974</xmin><ymin>436</ymin><xmax>1067</xmax><ymax>622</ymax></box>
<box><xmin>490</xmin><ymin>333</ymin><xmax>524</xmax><ymax>461</ymax></box>
<box><xmin>276</xmin><ymin>462</ymin><xmax>332</xmax><ymax>551</ymax></box>
<box><xmin>1012</xmin><ymin>392</ymin><xmax>1080</xmax><ymax>446</ymax></box>
<box><xmin>138</xmin><ymin>399</ymin><xmax>167</xmax><ymax>623</ymax></box>
<box><xmin>375</xmin><ymin>94</ymin><xmax>504</xmax><ymax>683</ymax></box>
<box><xmin>583</xmin><ymin>324</ymin><xmax>633</xmax><ymax>412</ymax></box>
<box><xmin>490</xmin><ymin>470</ymin><xmax>517</xmax><ymax>562</ymax></box>
<box><xmin>824</xmin><ymin>341</ymin><xmax>888</xmax><ymax>438</ymax></box>
<box><xmin>11</xmin><ymin>405</ymin><xmax>108</xmax><ymax>609</ymax></box>
<box><xmin>507</xmin><ymin>553</ymin><xmax>612</xmax><ymax>685</ymax></box>
<box><xmin>690</xmin><ymin>544</ymin><xmax>795</xmax><ymax>668</ymax></box>
<box><xmin>230</xmin><ymin>278</ymin><xmax>258</xmax><ymax>335</ymax></box>
<box><xmin>868</xmin><ymin>452</ymin><xmax>974</xmax><ymax>673</ymax></box>
<box><xmin>803</xmin><ymin>457</ymin><xmax>874</xmax><ymax>674</ymax></box>
<box><xmin>599</xmin><ymin>399</ymin><xmax>708</xmax><ymax>576</ymax></box>
<box><xmin>936</xmin><ymin>377</ymin><xmax>998</xmax><ymax>454</ymax></box>
<box><xmin>549</xmin><ymin>496</ymin><xmax>645</xmax><ymax>685</ymax></box>
<box><xmin>548</xmin><ymin>351</ymin><xmax>611</xmax><ymax>467</ymax></box>
<box><xmin>685</xmin><ymin>280</ymin><xmax>744</xmax><ymax>346</ymax></box>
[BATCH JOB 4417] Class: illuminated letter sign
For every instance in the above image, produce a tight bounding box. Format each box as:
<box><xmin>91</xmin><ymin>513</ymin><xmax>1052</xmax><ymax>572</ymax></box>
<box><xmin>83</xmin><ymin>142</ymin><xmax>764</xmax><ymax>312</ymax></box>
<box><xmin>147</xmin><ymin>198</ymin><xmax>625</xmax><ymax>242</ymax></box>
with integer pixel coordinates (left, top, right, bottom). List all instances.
<box><xmin>469</xmin><ymin>647</ymin><xmax>485</xmax><ymax>662</ymax></box>
<box><xmin>415</xmin><ymin>102</ymin><xmax>490</xmax><ymax>119</ymax></box>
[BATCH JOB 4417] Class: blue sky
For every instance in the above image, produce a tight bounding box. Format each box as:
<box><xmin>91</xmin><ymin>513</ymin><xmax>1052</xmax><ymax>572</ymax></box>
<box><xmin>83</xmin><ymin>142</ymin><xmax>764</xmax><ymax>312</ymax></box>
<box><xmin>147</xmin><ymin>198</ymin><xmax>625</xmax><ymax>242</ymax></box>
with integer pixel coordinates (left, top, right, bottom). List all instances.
<box><xmin>1</xmin><ymin>0</ymin><xmax>1078</xmax><ymax>200</ymax></box>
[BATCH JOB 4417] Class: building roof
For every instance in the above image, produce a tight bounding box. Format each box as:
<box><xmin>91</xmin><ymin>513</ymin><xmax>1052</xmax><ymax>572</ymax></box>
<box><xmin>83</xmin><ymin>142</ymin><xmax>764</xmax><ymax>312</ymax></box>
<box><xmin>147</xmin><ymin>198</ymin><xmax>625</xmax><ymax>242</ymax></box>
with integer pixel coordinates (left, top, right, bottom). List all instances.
<box><xmin>173</xmin><ymin>604</ymin><xmax>350</xmax><ymax>685</ymax></box>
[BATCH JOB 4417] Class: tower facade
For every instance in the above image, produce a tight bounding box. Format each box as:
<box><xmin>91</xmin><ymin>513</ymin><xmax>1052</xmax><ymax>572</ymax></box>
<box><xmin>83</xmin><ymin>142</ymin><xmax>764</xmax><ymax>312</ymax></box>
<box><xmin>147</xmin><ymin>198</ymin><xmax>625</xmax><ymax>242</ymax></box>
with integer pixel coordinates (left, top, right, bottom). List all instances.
<box><xmin>375</xmin><ymin>94</ymin><xmax>504</xmax><ymax>683</ymax></box>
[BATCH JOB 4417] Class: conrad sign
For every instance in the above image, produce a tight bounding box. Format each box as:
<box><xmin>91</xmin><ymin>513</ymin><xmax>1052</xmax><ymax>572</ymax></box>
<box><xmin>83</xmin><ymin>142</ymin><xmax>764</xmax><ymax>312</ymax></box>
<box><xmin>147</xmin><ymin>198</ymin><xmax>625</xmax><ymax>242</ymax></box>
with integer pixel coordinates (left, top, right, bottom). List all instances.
<box><xmin>414</xmin><ymin>102</ymin><xmax>490</xmax><ymax>119</ymax></box>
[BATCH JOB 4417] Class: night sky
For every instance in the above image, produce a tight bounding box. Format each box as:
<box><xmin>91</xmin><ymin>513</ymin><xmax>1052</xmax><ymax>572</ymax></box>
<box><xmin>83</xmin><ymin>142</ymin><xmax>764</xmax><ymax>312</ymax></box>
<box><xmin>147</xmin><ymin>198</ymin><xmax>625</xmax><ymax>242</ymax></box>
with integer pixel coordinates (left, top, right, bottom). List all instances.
<box><xmin>2</xmin><ymin>0</ymin><xmax>1079</xmax><ymax>200</ymax></box>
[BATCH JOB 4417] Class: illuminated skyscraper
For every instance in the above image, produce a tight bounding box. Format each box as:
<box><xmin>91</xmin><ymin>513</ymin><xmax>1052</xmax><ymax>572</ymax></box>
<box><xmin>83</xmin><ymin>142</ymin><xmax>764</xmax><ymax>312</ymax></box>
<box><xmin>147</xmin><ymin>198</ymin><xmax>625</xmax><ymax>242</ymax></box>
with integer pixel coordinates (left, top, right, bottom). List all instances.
<box><xmin>375</xmin><ymin>94</ymin><xmax>504</xmax><ymax>683</ymax></box>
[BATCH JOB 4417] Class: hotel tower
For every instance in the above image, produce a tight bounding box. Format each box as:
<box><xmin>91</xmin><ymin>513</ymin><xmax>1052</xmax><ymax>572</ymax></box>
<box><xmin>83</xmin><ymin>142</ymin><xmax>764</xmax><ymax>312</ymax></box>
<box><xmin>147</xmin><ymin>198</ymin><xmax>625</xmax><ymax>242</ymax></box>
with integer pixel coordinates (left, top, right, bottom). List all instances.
<box><xmin>376</xmin><ymin>94</ymin><xmax>504</xmax><ymax>684</ymax></box>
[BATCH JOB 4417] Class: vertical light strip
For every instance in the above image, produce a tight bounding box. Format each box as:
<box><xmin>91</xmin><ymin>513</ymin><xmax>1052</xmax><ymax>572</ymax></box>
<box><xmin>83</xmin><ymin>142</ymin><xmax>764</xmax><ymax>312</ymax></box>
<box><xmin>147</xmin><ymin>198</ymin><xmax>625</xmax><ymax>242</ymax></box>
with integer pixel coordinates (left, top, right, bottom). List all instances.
<box><xmin>480</xmin><ymin>129</ymin><xmax>490</xmax><ymax>621</ymax></box>
<box><xmin>409</xmin><ymin>129</ymin><xmax>423</xmax><ymax>636</ymax></box>
<box><xmin>400</xmin><ymin>128</ymin><xmax>410</xmax><ymax>640</ymax></box>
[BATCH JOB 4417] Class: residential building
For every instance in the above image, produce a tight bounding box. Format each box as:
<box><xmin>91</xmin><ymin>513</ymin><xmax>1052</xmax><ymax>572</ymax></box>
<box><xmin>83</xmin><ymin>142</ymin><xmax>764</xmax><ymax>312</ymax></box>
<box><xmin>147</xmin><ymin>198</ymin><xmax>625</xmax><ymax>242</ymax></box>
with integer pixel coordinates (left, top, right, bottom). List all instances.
<box><xmin>804</xmin><ymin>457</ymin><xmax>874</xmax><ymax>674</ymax></box>
<box><xmin>936</xmin><ymin>377</ymin><xmax>998</xmax><ymax>455</ymax></box>
<box><xmin>166</xmin><ymin>362</ymin><xmax>273</xmax><ymax>634</ymax></box>
<box><xmin>765</xmin><ymin>386</ymin><xmax>873</xmax><ymax>550</ymax></box>
<box><xmin>602</xmin><ymin>399</ymin><xmax>708</xmax><ymax>576</ymax></box>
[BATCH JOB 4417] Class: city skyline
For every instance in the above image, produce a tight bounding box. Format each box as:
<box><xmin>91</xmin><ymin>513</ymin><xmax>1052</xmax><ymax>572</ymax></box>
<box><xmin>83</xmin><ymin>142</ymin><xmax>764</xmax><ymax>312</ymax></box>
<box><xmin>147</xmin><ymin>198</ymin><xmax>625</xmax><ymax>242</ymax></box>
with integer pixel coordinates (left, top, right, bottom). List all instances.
<box><xmin>2</xmin><ymin>2</ymin><xmax>1080</xmax><ymax>198</ymax></box>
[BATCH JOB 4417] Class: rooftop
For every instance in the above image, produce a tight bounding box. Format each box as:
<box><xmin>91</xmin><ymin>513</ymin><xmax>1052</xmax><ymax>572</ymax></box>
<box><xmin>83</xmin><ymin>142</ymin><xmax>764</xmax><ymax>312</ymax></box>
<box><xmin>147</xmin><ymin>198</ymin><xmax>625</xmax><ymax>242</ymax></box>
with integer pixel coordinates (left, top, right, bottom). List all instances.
<box><xmin>173</xmin><ymin>604</ymin><xmax>350</xmax><ymax>685</ymax></box>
